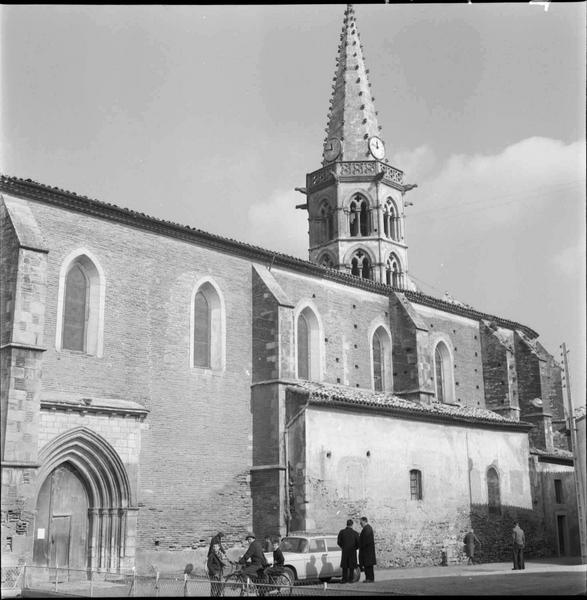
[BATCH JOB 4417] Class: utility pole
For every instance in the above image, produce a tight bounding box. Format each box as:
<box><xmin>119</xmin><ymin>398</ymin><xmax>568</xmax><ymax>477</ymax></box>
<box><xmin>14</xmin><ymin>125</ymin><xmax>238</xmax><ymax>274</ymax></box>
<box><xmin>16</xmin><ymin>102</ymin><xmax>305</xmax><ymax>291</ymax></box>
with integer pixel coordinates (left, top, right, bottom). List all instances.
<box><xmin>560</xmin><ymin>343</ymin><xmax>586</xmax><ymax>563</ymax></box>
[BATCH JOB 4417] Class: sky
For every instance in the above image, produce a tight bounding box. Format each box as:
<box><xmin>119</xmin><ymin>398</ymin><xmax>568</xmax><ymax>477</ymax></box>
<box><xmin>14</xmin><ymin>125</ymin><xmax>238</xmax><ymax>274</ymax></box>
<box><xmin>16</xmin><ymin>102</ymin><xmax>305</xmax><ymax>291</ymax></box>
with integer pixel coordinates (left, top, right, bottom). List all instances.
<box><xmin>1</xmin><ymin>3</ymin><xmax>585</xmax><ymax>409</ymax></box>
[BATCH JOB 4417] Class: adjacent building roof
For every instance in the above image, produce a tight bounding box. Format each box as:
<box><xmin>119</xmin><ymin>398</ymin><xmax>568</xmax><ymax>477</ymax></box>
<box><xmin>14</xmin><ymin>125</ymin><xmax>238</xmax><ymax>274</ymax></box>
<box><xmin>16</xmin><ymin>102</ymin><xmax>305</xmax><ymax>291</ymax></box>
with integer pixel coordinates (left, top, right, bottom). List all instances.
<box><xmin>0</xmin><ymin>174</ymin><xmax>538</xmax><ymax>338</ymax></box>
<box><xmin>530</xmin><ymin>446</ymin><xmax>574</xmax><ymax>465</ymax></box>
<box><xmin>290</xmin><ymin>380</ymin><xmax>534</xmax><ymax>431</ymax></box>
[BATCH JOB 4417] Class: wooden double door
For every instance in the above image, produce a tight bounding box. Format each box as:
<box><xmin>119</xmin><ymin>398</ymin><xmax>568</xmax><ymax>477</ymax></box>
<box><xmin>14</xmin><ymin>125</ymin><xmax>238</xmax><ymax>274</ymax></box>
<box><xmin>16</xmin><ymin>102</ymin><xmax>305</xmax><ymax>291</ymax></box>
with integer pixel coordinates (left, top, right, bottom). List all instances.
<box><xmin>33</xmin><ymin>463</ymin><xmax>89</xmax><ymax>574</ymax></box>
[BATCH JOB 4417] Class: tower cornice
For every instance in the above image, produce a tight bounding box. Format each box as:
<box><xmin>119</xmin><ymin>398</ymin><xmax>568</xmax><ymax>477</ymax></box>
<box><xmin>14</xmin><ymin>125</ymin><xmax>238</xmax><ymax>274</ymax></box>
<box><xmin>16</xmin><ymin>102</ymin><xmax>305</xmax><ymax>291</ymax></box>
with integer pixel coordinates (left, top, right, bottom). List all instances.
<box><xmin>307</xmin><ymin>160</ymin><xmax>404</xmax><ymax>194</ymax></box>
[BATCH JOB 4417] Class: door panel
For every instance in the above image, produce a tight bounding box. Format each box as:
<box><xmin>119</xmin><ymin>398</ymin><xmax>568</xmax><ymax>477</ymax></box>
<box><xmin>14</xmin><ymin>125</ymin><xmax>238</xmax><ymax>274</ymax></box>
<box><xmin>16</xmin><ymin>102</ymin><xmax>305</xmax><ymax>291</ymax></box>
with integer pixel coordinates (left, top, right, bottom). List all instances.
<box><xmin>50</xmin><ymin>516</ymin><xmax>71</xmax><ymax>569</ymax></box>
<box><xmin>33</xmin><ymin>463</ymin><xmax>89</xmax><ymax>573</ymax></box>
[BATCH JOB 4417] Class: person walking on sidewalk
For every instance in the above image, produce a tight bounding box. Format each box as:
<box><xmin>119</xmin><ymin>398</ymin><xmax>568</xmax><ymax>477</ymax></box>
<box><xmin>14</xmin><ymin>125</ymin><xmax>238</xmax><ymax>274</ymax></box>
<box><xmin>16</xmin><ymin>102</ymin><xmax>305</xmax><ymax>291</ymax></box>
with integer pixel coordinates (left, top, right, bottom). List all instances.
<box><xmin>512</xmin><ymin>522</ymin><xmax>526</xmax><ymax>570</ymax></box>
<box><xmin>337</xmin><ymin>519</ymin><xmax>359</xmax><ymax>583</ymax></box>
<box><xmin>358</xmin><ymin>517</ymin><xmax>377</xmax><ymax>582</ymax></box>
<box><xmin>463</xmin><ymin>528</ymin><xmax>481</xmax><ymax>565</ymax></box>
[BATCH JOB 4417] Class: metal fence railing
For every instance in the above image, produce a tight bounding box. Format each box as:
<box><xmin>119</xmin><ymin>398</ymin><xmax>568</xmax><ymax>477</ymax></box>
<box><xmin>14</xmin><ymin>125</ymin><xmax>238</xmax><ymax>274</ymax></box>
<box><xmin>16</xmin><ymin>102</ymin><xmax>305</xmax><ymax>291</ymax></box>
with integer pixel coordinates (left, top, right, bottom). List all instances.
<box><xmin>18</xmin><ymin>565</ymin><xmax>380</xmax><ymax>597</ymax></box>
<box><xmin>1</xmin><ymin>565</ymin><xmax>25</xmax><ymax>596</ymax></box>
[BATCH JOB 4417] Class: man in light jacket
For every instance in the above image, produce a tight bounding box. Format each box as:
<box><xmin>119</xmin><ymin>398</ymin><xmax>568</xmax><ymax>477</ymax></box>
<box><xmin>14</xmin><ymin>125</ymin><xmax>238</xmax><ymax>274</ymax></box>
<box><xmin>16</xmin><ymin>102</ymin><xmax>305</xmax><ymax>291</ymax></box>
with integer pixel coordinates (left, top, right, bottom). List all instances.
<box><xmin>512</xmin><ymin>522</ymin><xmax>526</xmax><ymax>570</ymax></box>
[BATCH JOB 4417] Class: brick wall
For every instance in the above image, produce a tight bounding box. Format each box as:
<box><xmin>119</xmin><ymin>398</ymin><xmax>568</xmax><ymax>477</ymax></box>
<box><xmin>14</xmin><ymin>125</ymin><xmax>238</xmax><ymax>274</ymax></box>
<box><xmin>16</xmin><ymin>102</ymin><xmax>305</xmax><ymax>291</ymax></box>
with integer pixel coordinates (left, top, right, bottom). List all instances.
<box><xmin>271</xmin><ymin>269</ymin><xmax>392</xmax><ymax>390</ymax></box>
<box><xmin>388</xmin><ymin>294</ymin><xmax>421</xmax><ymax>398</ymax></box>
<box><xmin>411</xmin><ymin>304</ymin><xmax>485</xmax><ymax>409</ymax></box>
<box><xmin>536</xmin><ymin>343</ymin><xmax>568</xmax><ymax>451</ymax></box>
<box><xmin>514</xmin><ymin>333</ymin><xmax>551</xmax><ymax>449</ymax></box>
<box><xmin>480</xmin><ymin>323</ymin><xmax>519</xmax><ymax>417</ymax></box>
<box><xmin>20</xmin><ymin>199</ymin><xmax>257</xmax><ymax>558</ymax></box>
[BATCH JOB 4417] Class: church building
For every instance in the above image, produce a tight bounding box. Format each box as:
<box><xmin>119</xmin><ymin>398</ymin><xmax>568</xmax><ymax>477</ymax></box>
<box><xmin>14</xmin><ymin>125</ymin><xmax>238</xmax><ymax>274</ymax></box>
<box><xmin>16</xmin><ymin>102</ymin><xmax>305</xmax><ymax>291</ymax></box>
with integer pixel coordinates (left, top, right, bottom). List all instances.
<box><xmin>1</xmin><ymin>5</ymin><xmax>580</xmax><ymax>574</ymax></box>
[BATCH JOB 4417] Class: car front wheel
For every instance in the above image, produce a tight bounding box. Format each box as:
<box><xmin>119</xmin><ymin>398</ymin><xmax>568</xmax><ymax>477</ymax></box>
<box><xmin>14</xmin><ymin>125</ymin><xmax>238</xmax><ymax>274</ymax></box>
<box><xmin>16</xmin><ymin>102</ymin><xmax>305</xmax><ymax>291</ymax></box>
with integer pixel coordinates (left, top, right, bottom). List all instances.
<box><xmin>283</xmin><ymin>567</ymin><xmax>295</xmax><ymax>585</ymax></box>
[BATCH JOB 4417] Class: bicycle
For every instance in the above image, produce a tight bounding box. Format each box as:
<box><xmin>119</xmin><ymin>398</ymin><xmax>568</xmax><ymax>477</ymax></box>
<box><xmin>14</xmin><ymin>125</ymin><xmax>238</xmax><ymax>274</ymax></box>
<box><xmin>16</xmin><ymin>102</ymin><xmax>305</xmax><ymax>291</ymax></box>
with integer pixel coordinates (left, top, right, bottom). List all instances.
<box><xmin>223</xmin><ymin>563</ymin><xmax>292</xmax><ymax>597</ymax></box>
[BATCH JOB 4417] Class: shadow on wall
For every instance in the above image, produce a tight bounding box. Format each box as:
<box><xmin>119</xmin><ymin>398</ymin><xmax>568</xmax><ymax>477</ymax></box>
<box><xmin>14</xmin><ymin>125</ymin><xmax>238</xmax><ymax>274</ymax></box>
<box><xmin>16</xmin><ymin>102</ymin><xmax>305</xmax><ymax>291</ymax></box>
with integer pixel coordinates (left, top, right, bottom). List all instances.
<box><xmin>470</xmin><ymin>504</ymin><xmax>554</xmax><ymax>563</ymax></box>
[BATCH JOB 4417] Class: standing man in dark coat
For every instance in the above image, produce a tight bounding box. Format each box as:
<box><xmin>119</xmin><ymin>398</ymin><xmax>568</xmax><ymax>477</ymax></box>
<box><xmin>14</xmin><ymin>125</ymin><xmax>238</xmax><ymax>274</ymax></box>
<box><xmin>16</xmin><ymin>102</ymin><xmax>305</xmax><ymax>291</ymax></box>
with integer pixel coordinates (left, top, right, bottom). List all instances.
<box><xmin>337</xmin><ymin>519</ymin><xmax>359</xmax><ymax>584</ymax></box>
<box><xmin>358</xmin><ymin>516</ymin><xmax>377</xmax><ymax>582</ymax></box>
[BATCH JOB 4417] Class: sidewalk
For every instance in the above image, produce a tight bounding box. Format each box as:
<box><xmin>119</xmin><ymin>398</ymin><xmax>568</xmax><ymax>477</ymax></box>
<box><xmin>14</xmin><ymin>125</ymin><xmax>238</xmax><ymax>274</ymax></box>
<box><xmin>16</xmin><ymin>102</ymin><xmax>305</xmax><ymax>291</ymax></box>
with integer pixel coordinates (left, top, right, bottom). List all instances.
<box><xmin>369</xmin><ymin>556</ymin><xmax>586</xmax><ymax>581</ymax></box>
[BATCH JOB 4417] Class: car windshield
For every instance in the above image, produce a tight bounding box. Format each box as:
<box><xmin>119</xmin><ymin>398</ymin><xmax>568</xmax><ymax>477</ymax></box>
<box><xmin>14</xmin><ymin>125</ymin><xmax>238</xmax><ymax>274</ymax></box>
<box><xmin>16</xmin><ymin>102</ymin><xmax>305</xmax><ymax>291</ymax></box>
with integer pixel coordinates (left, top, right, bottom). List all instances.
<box><xmin>280</xmin><ymin>537</ymin><xmax>309</xmax><ymax>553</ymax></box>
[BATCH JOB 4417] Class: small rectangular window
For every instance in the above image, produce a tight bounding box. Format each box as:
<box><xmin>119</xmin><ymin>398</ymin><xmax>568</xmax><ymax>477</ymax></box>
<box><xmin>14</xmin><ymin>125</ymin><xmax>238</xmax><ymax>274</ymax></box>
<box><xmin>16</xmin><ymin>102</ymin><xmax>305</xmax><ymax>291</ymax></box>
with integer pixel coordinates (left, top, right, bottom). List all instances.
<box><xmin>554</xmin><ymin>479</ymin><xmax>563</xmax><ymax>504</ymax></box>
<box><xmin>410</xmin><ymin>469</ymin><xmax>423</xmax><ymax>500</ymax></box>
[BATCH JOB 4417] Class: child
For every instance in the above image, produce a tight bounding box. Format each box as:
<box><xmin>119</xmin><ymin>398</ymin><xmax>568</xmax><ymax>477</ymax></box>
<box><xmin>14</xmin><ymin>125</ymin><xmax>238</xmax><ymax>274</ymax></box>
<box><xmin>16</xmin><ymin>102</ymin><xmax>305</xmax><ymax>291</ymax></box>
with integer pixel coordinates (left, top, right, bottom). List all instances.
<box><xmin>266</xmin><ymin>538</ymin><xmax>285</xmax><ymax>576</ymax></box>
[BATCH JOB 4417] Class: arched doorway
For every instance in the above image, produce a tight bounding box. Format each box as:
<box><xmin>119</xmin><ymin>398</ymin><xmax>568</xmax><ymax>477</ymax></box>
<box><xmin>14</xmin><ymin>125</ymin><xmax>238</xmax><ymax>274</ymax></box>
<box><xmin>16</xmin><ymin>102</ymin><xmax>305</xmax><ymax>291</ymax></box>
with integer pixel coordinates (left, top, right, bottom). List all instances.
<box><xmin>33</xmin><ymin>427</ymin><xmax>134</xmax><ymax>574</ymax></box>
<box><xmin>33</xmin><ymin>463</ymin><xmax>89</xmax><ymax>572</ymax></box>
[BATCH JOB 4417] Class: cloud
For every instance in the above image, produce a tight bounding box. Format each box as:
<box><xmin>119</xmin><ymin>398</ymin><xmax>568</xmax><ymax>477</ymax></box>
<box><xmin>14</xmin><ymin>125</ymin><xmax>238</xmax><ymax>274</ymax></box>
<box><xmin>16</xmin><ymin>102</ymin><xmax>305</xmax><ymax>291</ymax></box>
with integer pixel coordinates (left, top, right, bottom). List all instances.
<box><xmin>406</xmin><ymin>137</ymin><xmax>585</xmax><ymax>231</ymax></box>
<box><xmin>245</xmin><ymin>189</ymin><xmax>308</xmax><ymax>258</ymax></box>
<box><xmin>391</xmin><ymin>144</ymin><xmax>438</xmax><ymax>182</ymax></box>
<box><xmin>551</xmin><ymin>241</ymin><xmax>586</xmax><ymax>279</ymax></box>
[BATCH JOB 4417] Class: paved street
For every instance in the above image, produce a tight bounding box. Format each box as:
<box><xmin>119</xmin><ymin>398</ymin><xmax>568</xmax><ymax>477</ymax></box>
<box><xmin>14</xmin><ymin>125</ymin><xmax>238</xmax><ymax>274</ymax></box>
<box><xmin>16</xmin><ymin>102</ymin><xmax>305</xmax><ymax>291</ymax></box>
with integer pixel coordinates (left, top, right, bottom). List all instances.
<box><xmin>324</xmin><ymin>557</ymin><xmax>587</xmax><ymax>596</ymax></box>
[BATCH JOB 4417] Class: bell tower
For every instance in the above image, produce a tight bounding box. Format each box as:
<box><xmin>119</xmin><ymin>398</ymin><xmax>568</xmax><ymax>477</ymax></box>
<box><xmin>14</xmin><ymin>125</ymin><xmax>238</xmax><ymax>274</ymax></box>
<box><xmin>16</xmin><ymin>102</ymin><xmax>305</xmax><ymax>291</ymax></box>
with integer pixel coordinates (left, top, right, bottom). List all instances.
<box><xmin>298</xmin><ymin>4</ymin><xmax>415</xmax><ymax>289</ymax></box>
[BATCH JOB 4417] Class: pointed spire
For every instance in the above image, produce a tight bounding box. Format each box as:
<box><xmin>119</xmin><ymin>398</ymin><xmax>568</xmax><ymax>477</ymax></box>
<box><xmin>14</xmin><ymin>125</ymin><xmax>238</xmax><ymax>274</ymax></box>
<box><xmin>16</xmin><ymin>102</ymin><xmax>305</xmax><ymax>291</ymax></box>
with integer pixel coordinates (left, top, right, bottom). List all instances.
<box><xmin>322</xmin><ymin>4</ymin><xmax>386</xmax><ymax>165</ymax></box>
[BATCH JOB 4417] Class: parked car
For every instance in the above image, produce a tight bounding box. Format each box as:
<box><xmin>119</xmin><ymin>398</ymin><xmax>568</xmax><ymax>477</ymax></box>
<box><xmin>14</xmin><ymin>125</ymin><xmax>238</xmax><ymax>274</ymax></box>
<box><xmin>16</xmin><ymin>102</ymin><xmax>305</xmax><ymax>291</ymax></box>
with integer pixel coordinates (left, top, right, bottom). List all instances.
<box><xmin>264</xmin><ymin>534</ymin><xmax>361</xmax><ymax>584</ymax></box>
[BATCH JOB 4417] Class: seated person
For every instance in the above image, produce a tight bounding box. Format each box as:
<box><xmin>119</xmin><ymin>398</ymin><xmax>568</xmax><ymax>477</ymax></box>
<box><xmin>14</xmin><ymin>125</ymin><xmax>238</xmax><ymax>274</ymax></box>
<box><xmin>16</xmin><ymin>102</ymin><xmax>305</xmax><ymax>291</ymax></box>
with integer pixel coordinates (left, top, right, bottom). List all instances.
<box><xmin>265</xmin><ymin>538</ymin><xmax>285</xmax><ymax>576</ymax></box>
<box><xmin>239</xmin><ymin>532</ymin><xmax>268</xmax><ymax>579</ymax></box>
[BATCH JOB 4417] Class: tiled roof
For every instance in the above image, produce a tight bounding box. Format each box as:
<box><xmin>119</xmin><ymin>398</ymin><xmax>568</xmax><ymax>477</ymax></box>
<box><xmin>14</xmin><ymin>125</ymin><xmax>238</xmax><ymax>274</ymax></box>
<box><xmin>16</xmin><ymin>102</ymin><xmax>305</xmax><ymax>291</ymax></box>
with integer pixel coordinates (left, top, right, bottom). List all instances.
<box><xmin>0</xmin><ymin>174</ymin><xmax>538</xmax><ymax>338</ymax></box>
<box><xmin>530</xmin><ymin>447</ymin><xmax>574</xmax><ymax>462</ymax></box>
<box><xmin>290</xmin><ymin>380</ymin><xmax>533</xmax><ymax>430</ymax></box>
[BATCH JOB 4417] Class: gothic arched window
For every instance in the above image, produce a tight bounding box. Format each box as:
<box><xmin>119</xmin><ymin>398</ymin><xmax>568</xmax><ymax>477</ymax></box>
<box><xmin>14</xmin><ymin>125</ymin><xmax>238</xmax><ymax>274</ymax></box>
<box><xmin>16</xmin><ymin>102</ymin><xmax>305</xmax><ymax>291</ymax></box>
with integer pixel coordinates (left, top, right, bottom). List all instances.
<box><xmin>194</xmin><ymin>291</ymin><xmax>211</xmax><ymax>367</ymax></box>
<box><xmin>296</xmin><ymin>306</ymin><xmax>322</xmax><ymax>381</ymax></box>
<box><xmin>385</xmin><ymin>254</ymin><xmax>402</xmax><ymax>288</ymax></box>
<box><xmin>350</xmin><ymin>249</ymin><xmax>372</xmax><ymax>280</ymax></box>
<box><xmin>383</xmin><ymin>198</ymin><xmax>400</xmax><ymax>241</ymax></box>
<box><xmin>434</xmin><ymin>341</ymin><xmax>455</xmax><ymax>404</ymax></box>
<box><xmin>372</xmin><ymin>325</ymin><xmax>392</xmax><ymax>392</ymax></box>
<box><xmin>58</xmin><ymin>251</ymin><xmax>104</xmax><ymax>356</ymax></box>
<box><xmin>192</xmin><ymin>280</ymin><xmax>225</xmax><ymax>370</ymax></box>
<box><xmin>319</xmin><ymin>200</ymin><xmax>335</xmax><ymax>242</ymax></box>
<box><xmin>349</xmin><ymin>195</ymin><xmax>370</xmax><ymax>237</ymax></box>
<box><xmin>63</xmin><ymin>264</ymin><xmax>88</xmax><ymax>352</ymax></box>
<box><xmin>487</xmin><ymin>467</ymin><xmax>501</xmax><ymax>514</ymax></box>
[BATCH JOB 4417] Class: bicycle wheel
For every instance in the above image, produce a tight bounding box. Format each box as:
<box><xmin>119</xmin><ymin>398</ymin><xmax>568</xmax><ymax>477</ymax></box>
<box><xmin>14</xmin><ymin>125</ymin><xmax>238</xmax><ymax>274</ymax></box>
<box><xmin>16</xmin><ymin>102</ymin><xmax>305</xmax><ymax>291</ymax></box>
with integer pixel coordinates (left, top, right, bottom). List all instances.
<box><xmin>223</xmin><ymin>573</ymin><xmax>246</xmax><ymax>597</ymax></box>
<box><xmin>270</xmin><ymin>573</ymin><xmax>293</xmax><ymax>596</ymax></box>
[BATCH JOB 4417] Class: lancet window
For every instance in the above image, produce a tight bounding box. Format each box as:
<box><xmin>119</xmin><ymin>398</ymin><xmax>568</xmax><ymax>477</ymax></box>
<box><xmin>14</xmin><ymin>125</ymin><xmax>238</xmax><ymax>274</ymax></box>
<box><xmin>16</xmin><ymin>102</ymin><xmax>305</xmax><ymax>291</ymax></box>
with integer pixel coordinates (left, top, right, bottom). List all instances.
<box><xmin>58</xmin><ymin>252</ymin><xmax>104</xmax><ymax>356</ymax></box>
<box><xmin>296</xmin><ymin>306</ymin><xmax>322</xmax><ymax>381</ymax></box>
<box><xmin>383</xmin><ymin>198</ymin><xmax>400</xmax><ymax>241</ymax></box>
<box><xmin>487</xmin><ymin>467</ymin><xmax>501</xmax><ymax>514</ymax></box>
<box><xmin>372</xmin><ymin>325</ymin><xmax>392</xmax><ymax>392</ymax></box>
<box><xmin>349</xmin><ymin>194</ymin><xmax>370</xmax><ymax>237</ymax></box>
<box><xmin>192</xmin><ymin>280</ymin><xmax>225</xmax><ymax>370</ymax></box>
<box><xmin>385</xmin><ymin>254</ymin><xmax>402</xmax><ymax>288</ymax></box>
<box><xmin>434</xmin><ymin>341</ymin><xmax>455</xmax><ymax>404</ymax></box>
<box><xmin>319</xmin><ymin>200</ymin><xmax>335</xmax><ymax>242</ymax></box>
<box><xmin>350</xmin><ymin>249</ymin><xmax>372</xmax><ymax>280</ymax></box>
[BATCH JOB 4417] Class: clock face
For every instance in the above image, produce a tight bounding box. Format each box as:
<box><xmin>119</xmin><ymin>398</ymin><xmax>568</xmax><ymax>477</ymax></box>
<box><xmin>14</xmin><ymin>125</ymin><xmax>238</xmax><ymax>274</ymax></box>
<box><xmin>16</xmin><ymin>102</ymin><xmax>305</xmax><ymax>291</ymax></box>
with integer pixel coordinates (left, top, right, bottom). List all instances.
<box><xmin>368</xmin><ymin>136</ymin><xmax>385</xmax><ymax>160</ymax></box>
<box><xmin>324</xmin><ymin>137</ymin><xmax>342</xmax><ymax>162</ymax></box>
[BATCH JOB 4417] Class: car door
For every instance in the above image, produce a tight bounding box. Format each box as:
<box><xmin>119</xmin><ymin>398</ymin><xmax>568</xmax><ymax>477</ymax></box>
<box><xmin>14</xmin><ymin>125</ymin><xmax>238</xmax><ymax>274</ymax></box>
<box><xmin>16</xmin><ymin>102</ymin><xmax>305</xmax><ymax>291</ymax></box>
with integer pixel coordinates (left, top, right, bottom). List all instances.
<box><xmin>306</xmin><ymin>538</ymin><xmax>329</xmax><ymax>580</ymax></box>
<box><xmin>324</xmin><ymin>537</ymin><xmax>340</xmax><ymax>578</ymax></box>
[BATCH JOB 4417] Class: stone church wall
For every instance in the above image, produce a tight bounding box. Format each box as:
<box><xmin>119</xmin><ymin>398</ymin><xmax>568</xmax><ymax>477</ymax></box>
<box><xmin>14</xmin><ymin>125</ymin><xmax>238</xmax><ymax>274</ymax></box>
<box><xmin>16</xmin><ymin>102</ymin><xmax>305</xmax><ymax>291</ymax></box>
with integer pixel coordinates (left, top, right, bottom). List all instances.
<box><xmin>300</xmin><ymin>406</ymin><xmax>532</xmax><ymax>567</ymax></box>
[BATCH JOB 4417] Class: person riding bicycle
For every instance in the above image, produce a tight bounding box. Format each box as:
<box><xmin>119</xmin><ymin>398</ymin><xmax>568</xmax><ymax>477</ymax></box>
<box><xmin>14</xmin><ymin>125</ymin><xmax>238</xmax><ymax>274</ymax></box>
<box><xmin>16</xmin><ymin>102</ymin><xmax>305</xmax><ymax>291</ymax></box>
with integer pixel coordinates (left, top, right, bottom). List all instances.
<box><xmin>238</xmin><ymin>532</ymin><xmax>268</xmax><ymax>580</ymax></box>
